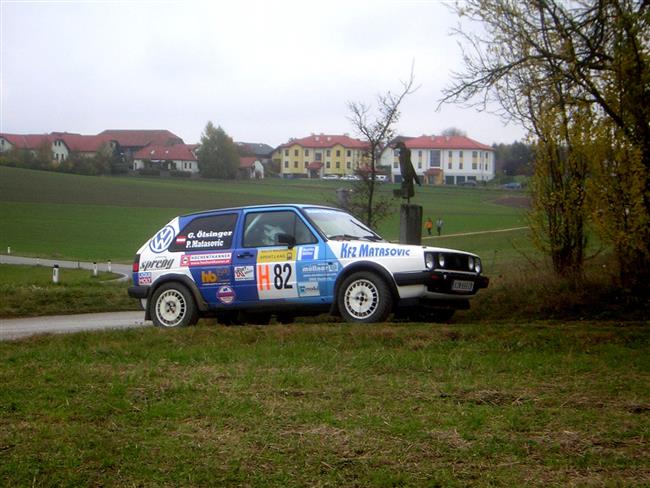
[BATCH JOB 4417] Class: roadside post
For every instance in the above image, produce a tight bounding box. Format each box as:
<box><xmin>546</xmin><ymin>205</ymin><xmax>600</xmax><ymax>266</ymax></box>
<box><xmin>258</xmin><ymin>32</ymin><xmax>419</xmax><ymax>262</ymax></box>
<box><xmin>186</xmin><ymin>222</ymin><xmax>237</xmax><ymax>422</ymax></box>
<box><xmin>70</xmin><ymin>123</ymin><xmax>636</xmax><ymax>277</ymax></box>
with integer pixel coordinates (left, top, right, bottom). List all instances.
<box><xmin>107</xmin><ymin>260</ymin><xmax>112</xmax><ymax>273</ymax></box>
<box><xmin>93</xmin><ymin>261</ymin><xmax>98</xmax><ymax>277</ymax></box>
<box><xmin>52</xmin><ymin>264</ymin><xmax>60</xmax><ymax>284</ymax></box>
<box><xmin>7</xmin><ymin>246</ymin><xmax>10</xmax><ymax>255</ymax></box>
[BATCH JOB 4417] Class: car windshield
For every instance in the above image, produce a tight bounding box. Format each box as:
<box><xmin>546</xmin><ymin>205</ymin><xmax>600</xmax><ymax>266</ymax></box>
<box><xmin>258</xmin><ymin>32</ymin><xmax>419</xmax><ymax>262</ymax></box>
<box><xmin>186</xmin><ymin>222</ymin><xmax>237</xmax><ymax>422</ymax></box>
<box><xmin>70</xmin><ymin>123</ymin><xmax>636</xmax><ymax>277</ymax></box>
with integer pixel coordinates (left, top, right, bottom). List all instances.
<box><xmin>304</xmin><ymin>208</ymin><xmax>384</xmax><ymax>242</ymax></box>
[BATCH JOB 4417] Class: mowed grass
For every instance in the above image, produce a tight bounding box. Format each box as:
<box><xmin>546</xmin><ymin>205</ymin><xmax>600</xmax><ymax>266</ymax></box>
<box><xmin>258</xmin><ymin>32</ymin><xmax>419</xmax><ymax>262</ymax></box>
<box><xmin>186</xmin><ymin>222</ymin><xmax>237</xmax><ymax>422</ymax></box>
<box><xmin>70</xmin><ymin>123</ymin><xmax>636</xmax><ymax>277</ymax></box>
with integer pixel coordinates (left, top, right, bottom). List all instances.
<box><xmin>0</xmin><ymin>166</ymin><xmax>527</xmax><ymax>264</ymax></box>
<box><xmin>0</xmin><ymin>264</ymin><xmax>135</xmax><ymax>317</ymax></box>
<box><xmin>1</xmin><ymin>322</ymin><xmax>648</xmax><ymax>486</ymax></box>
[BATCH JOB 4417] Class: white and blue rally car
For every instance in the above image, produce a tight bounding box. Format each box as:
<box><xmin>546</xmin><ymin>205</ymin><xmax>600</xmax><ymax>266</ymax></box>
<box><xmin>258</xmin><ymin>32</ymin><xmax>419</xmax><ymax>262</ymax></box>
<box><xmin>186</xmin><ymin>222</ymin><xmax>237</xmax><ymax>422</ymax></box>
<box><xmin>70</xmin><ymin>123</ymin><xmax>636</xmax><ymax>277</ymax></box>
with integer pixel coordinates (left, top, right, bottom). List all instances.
<box><xmin>128</xmin><ymin>204</ymin><xmax>488</xmax><ymax>327</ymax></box>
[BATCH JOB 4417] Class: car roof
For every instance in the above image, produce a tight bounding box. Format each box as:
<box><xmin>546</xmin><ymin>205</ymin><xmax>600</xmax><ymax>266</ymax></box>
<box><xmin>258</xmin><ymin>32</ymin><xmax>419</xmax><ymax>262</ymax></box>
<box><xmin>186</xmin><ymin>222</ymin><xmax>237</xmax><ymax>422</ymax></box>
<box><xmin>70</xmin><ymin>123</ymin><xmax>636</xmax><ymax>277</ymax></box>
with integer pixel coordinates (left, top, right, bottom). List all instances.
<box><xmin>180</xmin><ymin>203</ymin><xmax>341</xmax><ymax>219</ymax></box>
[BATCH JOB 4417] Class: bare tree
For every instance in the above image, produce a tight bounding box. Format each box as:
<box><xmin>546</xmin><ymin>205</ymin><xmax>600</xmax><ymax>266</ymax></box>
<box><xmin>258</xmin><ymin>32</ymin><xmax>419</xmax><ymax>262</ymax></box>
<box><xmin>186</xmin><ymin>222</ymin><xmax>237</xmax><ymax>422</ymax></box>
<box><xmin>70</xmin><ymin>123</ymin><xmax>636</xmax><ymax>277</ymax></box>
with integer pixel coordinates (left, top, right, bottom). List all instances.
<box><xmin>347</xmin><ymin>67</ymin><xmax>418</xmax><ymax>226</ymax></box>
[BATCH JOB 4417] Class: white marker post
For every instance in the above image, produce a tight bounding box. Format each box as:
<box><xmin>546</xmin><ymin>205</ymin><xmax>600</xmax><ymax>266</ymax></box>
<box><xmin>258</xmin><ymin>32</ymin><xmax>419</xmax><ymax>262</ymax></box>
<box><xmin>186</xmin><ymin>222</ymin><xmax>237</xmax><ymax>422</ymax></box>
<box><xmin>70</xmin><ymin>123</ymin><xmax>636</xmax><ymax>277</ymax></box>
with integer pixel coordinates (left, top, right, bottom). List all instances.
<box><xmin>7</xmin><ymin>246</ymin><xmax>10</xmax><ymax>255</ymax></box>
<box><xmin>107</xmin><ymin>260</ymin><xmax>112</xmax><ymax>273</ymax></box>
<box><xmin>52</xmin><ymin>264</ymin><xmax>60</xmax><ymax>284</ymax></box>
<box><xmin>93</xmin><ymin>261</ymin><xmax>98</xmax><ymax>277</ymax></box>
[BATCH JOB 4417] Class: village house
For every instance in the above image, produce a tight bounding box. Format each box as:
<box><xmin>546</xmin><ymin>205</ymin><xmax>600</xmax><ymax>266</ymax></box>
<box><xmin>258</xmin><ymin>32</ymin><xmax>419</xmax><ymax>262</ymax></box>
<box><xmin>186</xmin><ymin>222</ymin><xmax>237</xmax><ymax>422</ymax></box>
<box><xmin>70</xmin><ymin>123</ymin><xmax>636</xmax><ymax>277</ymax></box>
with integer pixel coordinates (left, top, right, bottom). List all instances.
<box><xmin>380</xmin><ymin>134</ymin><xmax>495</xmax><ymax>185</ymax></box>
<box><xmin>272</xmin><ymin>134</ymin><xmax>369</xmax><ymax>179</ymax></box>
<box><xmin>133</xmin><ymin>144</ymin><xmax>199</xmax><ymax>173</ymax></box>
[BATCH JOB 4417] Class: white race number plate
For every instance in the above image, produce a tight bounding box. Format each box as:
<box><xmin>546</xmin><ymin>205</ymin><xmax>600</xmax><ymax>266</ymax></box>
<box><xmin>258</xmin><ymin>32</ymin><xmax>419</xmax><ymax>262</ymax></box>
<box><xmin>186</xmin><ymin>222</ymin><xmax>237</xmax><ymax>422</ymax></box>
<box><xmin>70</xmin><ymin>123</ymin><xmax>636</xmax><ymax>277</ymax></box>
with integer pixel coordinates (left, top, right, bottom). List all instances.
<box><xmin>451</xmin><ymin>280</ymin><xmax>474</xmax><ymax>292</ymax></box>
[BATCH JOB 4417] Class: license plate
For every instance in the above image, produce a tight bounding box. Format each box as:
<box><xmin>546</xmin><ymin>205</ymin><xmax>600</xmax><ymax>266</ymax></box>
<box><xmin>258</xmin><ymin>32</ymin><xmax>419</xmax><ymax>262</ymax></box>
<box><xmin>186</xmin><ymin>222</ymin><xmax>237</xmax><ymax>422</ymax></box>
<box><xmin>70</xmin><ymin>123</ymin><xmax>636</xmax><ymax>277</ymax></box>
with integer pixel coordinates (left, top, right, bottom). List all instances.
<box><xmin>452</xmin><ymin>280</ymin><xmax>474</xmax><ymax>292</ymax></box>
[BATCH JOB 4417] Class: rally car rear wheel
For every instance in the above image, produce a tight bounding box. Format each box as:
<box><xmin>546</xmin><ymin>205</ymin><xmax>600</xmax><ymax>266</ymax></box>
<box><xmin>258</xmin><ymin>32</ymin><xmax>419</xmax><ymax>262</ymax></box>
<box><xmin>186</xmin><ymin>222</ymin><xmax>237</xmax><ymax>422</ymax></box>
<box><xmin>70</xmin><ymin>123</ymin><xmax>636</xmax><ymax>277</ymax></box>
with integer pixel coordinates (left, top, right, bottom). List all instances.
<box><xmin>338</xmin><ymin>271</ymin><xmax>393</xmax><ymax>323</ymax></box>
<box><xmin>150</xmin><ymin>283</ymin><xmax>198</xmax><ymax>328</ymax></box>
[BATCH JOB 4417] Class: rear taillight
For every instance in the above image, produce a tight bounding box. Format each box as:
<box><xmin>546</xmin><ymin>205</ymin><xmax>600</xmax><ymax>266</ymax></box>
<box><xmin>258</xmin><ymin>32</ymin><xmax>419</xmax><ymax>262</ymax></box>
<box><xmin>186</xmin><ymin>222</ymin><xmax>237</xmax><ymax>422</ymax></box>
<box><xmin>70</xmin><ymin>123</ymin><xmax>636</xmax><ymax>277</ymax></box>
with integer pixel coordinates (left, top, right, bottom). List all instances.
<box><xmin>132</xmin><ymin>254</ymin><xmax>140</xmax><ymax>273</ymax></box>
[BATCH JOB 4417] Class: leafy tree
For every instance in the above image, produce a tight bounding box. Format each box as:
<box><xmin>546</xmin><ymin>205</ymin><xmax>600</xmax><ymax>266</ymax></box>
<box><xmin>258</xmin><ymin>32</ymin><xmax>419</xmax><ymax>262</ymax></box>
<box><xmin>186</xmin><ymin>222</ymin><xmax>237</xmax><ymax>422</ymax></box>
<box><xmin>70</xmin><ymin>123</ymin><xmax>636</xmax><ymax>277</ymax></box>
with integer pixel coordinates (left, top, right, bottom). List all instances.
<box><xmin>197</xmin><ymin>122</ymin><xmax>240</xmax><ymax>179</ymax></box>
<box><xmin>347</xmin><ymin>67</ymin><xmax>417</xmax><ymax>226</ymax></box>
<box><xmin>441</xmin><ymin>127</ymin><xmax>467</xmax><ymax>137</ymax></box>
<box><xmin>493</xmin><ymin>141</ymin><xmax>535</xmax><ymax>176</ymax></box>
<box><xmin>442</xmin><ymin>0</ymin><xmax>650</xmax><ymax>291</ymax></box>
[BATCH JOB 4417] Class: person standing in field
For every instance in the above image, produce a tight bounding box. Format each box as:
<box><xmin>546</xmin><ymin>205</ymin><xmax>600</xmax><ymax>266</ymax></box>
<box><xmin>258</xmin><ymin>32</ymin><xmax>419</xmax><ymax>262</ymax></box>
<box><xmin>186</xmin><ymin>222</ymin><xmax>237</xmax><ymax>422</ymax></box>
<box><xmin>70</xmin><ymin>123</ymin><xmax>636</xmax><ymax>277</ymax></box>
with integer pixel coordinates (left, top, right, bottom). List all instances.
<box><xmin>425</xmin><ymin>217</ymin><xmax>433</xmax><ymax>236</ymax></box>
<box><xmin>436</xmin><ymin>218</ymin><xmax>444</xmax><ymax>236</ymax></box>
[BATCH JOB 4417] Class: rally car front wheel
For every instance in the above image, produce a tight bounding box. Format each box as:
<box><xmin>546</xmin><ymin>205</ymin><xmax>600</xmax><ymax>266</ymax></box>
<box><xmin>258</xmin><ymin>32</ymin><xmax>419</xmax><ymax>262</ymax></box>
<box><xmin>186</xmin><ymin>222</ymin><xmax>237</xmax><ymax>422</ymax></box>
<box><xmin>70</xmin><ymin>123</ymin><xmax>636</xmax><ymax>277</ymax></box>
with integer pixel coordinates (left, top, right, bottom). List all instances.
<box><xmin>338</xmin><ymin>271</ymin><xmax>393</xmax><ymax>323</ymax></box>
<box><xmin>150</xmin><ymin>283</ymin><xmax>198</xmax><ymax>328</ymax></box>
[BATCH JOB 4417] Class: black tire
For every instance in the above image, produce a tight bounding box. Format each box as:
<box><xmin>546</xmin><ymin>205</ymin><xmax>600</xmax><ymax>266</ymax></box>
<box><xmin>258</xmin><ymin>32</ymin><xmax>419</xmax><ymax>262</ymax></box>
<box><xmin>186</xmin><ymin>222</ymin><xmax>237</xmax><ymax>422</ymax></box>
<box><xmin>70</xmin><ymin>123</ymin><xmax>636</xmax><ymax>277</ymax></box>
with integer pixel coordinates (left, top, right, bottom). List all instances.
<box><xmin>149</xmin><ymin>282</ymin><xmax>198</xmax><ymax>328</ymax></box>
<box><xmin>338</xmin><ymin>271</ymin><xmax>393</xmax><ymax>323</ymax></box>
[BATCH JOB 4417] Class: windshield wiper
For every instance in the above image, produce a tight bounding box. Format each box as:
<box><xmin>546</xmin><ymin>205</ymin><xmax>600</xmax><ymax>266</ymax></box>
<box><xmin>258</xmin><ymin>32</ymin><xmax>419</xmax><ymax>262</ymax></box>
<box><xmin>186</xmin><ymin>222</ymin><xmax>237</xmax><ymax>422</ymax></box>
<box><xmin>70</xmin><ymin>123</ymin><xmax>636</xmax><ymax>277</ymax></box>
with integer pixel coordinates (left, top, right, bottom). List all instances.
<box><xmin>328</xmin><ymin>234</ymin><xmax>359</xmax><ymax>241</ymax></box>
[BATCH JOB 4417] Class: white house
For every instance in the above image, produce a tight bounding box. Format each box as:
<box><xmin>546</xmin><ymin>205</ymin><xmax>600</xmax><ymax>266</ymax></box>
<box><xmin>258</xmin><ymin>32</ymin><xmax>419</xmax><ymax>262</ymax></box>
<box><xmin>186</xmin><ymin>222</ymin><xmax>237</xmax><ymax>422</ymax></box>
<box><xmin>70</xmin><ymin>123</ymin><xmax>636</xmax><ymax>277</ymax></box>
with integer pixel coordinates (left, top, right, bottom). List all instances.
<box><xmin>381</xmin><ymin>135</ymin><xmax>495</xmax><ymax>185</ymax></box>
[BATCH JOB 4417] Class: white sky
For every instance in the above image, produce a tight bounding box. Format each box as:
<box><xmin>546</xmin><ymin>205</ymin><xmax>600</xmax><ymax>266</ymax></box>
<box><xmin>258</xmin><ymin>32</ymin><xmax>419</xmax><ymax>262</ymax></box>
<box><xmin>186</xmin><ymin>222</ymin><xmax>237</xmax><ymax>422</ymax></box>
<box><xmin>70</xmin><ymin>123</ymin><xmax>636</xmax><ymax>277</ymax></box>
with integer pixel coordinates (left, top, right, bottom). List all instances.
<box><xmin>0</xmin><ymin>0</ymin><xmax>526</xmax><ymax>147</ymax></box>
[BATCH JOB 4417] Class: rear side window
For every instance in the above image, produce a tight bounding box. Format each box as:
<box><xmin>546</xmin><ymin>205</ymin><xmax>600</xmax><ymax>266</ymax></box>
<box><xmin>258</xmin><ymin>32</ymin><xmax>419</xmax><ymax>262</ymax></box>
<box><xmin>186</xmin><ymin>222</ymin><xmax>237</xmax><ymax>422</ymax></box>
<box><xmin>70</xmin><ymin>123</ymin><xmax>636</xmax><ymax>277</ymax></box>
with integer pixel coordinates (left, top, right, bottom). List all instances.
<box><xmin>170</xmin><ymin>213</ymin><xmax>238</xmax><ymax>252</ymax></box>
<box><xmin>243</xmin><ymin>211</ymin><xmax>317</xmax><ymax>248</ymax></box>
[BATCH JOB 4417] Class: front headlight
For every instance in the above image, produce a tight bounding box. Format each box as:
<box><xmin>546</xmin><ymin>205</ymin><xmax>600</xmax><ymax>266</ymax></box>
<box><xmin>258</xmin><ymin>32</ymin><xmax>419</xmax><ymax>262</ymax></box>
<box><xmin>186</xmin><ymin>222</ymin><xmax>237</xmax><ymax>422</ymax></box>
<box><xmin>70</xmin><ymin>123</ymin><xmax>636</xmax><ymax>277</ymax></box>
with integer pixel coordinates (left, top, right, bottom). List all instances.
<box><xmin>468</xmin><ymin>256</ymin><xmax>475</xmax><ymax>271</ymax></box>
<box><xmin>425</xmin><ymin>253</ymin><xmax>434</xmax><ymax>269</ymax></box>
<box><xmin>475</xmin><ymin>257</ymin><xmax>482</xmax><ymax>274</ymax></box>
<box><xmin>437</xmin><ymin>253</ymin><xmax>445</xmax><ymax>268</ymax></box>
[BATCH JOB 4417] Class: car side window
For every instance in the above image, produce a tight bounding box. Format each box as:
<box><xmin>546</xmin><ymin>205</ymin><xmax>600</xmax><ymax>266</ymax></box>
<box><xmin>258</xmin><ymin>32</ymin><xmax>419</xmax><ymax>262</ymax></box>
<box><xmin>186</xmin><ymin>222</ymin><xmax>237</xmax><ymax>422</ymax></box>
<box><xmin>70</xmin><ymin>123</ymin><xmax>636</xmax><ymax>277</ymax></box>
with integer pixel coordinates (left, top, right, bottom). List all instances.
<box><xmin>169</xmin><ymin>213</ymin><xmax>237</xmax><ymax>252</ymax></box>
<box><xmin>243</xmin><ymin>211</ymin><xmax>317</xmax><ymax>248</ymax></box>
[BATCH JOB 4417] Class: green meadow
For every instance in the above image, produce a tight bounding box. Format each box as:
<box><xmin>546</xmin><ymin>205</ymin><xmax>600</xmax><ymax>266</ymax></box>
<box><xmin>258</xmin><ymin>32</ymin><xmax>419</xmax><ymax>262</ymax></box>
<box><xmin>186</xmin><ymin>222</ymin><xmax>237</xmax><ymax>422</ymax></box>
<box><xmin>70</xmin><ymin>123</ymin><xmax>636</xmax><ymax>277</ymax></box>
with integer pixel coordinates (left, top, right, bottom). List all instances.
<box><xmin>0</xmin><ymin>166</ymin><xmax>528</xmax><ymax>267</ymax></box>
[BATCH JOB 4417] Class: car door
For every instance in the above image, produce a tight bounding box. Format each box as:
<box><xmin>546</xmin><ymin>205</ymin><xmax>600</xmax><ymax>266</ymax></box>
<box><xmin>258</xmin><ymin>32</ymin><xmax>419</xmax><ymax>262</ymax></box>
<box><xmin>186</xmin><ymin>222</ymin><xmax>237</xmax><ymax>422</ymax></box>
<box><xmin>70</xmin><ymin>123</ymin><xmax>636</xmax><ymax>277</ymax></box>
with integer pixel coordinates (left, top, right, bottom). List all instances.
<box><xmin>231</xmin><ymin>208</ymin><xmax>328</xmax><ymax>304</ymax></box>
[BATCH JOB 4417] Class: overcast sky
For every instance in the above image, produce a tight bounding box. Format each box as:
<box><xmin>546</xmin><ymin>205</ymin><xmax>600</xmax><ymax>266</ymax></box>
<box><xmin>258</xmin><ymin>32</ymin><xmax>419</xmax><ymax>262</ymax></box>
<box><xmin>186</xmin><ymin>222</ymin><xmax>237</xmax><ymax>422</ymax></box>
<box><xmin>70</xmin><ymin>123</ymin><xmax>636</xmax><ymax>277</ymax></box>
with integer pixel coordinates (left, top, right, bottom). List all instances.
<box><xmin>0</xmin><ymin>0</ymin><xmax>526</xmax><ymax>147</ymax></box>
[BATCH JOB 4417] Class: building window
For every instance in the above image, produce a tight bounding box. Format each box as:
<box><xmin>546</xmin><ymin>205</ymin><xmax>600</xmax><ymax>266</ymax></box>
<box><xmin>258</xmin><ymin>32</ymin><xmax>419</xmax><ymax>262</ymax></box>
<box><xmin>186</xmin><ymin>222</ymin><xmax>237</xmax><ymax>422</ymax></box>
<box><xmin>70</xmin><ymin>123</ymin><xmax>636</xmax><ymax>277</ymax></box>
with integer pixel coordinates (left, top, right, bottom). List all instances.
<box><xmin>326</xmin><ymin>149</ymin><xmax>331</xmax><ymax>157</ymax></box>
<box><xmin>472</xmin><ymin>162</ymin><xmax>478</xmax><ymax>170</ymax></box>
<box><xmin>305</xmin><ymin>149</ymin><xmax>309</xmax><ymax>157</ymax></box>
<box><xmin>336</xmin><ymin>162</ymin><xmax>340</xmax><ymax>169</ymax></box>
<box><xmin>284</xmin><ymin>161</ymin><xmax>289</xmax><ymax>168</ymax></box>
<box><xmin>294</xmin><ymin>149</ymin><xmax>299</xmax><ymax>156</ymax></box>
<box><xmin>315</xmin><ymin>152</ymin><xmax>322</xmax><ymax>161</ymax></box>
<box><xmin>347</xmin><ymin>150</ymin><xmax>351</xmax><ymax>157</ymax></box>
<box><xmin>472</xmin><ymin>151</ymin><xmax>478</xmax><ymax>159</ymax></box>
<box><xmin>418</xmin><ymin>161</ymin><xmax>422</xmax><ymax>169</ymax></box>
<box><xmin>430</xmin><ymin>150</ymin><xmax>441</xmax><ymax>168</ymax></box>
<box><xmin>336</xmin><ymin>150</ymin><xmax>341</xmax><ymax>157</ymax></box>
<box><xmin>347</xmin><ymin>162</ymin><xmax>351</xmax><ymax>169</ymax></box>
<box><xmin>304</xmin><ymin>162</ymin><xmax>308</xmax><ymax>168</ymax></box>
<box><xmin>448</xmin><ymin>151</ymin><xmax>453</xmax><ymax>159</ymax></box>
<box><xmin>294</xmin><ymin>161</ymin><xmax>298</xmax><ymax>168</ymax></box>
<box><xmin>284</xmin><ymin>149</ymin><xmax>289</xmax><ymax>156</ymax></box>
<box><xmin>393</xmin><ymin>161</ymin><xmax>398</xmax><ymax>169</ymax></box>
<box><xmin>326</xmin><ymin>161</ymin><xmax>331</xmax><ymax>168</ymax></box>
<box><xmin>459</xmin><ymin>162</ymin><xmax>464</xmax><ymax>170</ymax></box>
<box><xmin>448</xmin><ymin>162</ymin><xmax>452</xmax><ymax>170</ymax></box>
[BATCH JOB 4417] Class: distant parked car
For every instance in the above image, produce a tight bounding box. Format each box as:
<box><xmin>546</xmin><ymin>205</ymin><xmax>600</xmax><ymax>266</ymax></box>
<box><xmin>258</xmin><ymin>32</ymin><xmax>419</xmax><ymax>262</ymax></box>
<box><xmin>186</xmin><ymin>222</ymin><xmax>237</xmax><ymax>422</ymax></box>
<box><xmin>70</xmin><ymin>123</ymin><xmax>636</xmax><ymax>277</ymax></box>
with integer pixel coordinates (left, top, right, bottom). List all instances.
<box><xmin>340</xmin><ymin>174</ymin><xmax>360</xmax><ymax>181</ymax></box>
<box><xmin>321</xmin><ymin>175</ymin><xmax>339</xmax><ymax>180</ymax></box>
<box><xmin>457</xmin><ymin>180</ymin><xmax>477</xmax><ymax>187</ymax></box>
<box><xmin>375</xmin><ymin>174</ymin><xmax>388</xmax><ymax>182</ymax></box>
<box><xmin>502</xmin><ymin>182</ymin><xmax>522</xmax><ymax>190</ymax></box>
<box><xmin>128</xmin><ymin>204</ymin><xmax>489</xmax><ymax>326</ymax></box>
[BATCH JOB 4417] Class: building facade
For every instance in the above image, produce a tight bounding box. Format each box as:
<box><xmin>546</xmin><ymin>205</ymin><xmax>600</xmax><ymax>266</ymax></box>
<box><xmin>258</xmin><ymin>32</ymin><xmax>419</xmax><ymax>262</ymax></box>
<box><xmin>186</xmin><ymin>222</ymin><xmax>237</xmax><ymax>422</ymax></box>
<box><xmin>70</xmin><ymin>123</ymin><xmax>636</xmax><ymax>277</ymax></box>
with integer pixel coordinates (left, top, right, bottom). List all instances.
<box><xmin>381</xmin><ymin>135</ymin><xmax>495</xmax><ymax>184</ymax></box>
<box><xmin>133</xmin><ymin>144</ymin><xmax>199</xmax><ymax>173</ymax></box>
<box><xmin>273</xmin><ymin>134</ymin><xmax>369</xmax><ymax>178</ymax></box>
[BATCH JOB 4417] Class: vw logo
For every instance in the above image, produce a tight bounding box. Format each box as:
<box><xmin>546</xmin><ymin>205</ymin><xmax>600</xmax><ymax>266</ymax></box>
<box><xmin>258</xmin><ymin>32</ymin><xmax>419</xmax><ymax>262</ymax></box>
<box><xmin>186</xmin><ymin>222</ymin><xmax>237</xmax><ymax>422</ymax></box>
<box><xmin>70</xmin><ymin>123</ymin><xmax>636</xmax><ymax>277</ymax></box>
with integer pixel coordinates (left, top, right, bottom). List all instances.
<box><xmin>149</xmin><ymin>225</ymin><xmax>176</xmax><ymax>253</ymax></box>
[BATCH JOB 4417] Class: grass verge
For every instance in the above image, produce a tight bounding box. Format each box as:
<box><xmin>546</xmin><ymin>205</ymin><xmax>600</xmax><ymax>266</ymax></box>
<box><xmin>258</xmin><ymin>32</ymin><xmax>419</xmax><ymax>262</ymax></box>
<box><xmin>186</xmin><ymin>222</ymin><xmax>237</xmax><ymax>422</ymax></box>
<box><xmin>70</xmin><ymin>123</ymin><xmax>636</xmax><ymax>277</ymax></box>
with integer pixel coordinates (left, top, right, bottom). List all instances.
<box><xmin>0</xmin><ymin>264</ymin><xmax>136</xmax><ymax>317</ymax></box>
<box><xmin>1</xmin><ymin>321</ymin><xmax>648</xmax><ymax>486</ymax></box>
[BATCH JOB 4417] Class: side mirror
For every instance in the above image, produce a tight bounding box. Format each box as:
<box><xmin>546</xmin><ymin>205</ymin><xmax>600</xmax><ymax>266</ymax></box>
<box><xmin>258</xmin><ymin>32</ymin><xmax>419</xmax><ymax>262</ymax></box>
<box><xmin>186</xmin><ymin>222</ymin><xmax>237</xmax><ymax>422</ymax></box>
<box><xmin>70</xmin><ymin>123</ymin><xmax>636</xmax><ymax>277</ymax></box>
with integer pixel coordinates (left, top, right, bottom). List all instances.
<box><xmin>276</xmin><ymin>233</ymin><xmax>296</xmax><ymax>249</ymax></box>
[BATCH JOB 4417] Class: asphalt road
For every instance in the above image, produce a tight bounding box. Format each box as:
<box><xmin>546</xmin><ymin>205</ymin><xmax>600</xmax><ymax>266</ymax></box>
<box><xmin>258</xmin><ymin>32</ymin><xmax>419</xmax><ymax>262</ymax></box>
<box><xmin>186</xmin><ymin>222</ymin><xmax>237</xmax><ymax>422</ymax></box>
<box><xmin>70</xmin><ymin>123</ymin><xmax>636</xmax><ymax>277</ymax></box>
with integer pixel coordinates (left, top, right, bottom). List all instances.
<box><xmin>0</xmin><ymin>254</ymin><xmax>131</xmax><ymax>281</ymax></box>
<box><xmin>0</xmin><ymin>312</ymin><xmax>151</xmax><ymax>341</ymax></box>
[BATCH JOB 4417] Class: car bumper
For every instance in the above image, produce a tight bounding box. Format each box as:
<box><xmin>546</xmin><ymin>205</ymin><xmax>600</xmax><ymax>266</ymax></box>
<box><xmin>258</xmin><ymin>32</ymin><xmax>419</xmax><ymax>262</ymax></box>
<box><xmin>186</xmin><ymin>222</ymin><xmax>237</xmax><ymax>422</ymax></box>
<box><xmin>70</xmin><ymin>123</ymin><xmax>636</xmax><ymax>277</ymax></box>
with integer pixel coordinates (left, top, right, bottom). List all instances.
<box><xmin>393</xmin><ymin>270</ymin><xmax>489</xmax><ymax>295</ymax></box>
<box><xmin>128</xmin><ymin>285</ymin><xmax>149</xmax><ymax>299</ymax></box>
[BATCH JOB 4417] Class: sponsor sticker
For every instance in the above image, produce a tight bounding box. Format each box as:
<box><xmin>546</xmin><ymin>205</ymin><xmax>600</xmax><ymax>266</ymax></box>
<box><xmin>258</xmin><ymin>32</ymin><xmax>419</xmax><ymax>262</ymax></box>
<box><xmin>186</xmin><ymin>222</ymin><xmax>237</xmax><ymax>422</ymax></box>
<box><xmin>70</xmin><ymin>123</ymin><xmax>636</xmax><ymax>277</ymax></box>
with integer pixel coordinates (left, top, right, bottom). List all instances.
<box><xmin>339</xmin><ymin>243</ymin><xmax>411</xmax><ymax>259</ymax></box>
<box><xmin>298</xmin><ymin>282</ymin><xmax>320</xmax><ymax>297</ymax></box>
<box><xmin>198</xmin><ymin>267</ymin><xmax>230</xmax><ymax>286</ymax></box>
<box><xmin>217</xmin><ymin>285</ymin><xmax>236</xmax><ymax>304</ymax></box>
<box><xmin>140</xmin><ymin>257</ymin><xmax>175</xmax><ymax>272</ymax></box>
<box><xmin>149</xmin><ymin>225</ymin><xmax>176</xmax><ymax>253</ymax></box>
<box><xmin>234</xmin><ymin>265</ymin><xmax>255</xmax><ymax>281</ymax></box>
<box><xmin>181</xmin><ymin>252</ymin><xmax>232</xmax><ymax>267</ymax></box>
<box><xmin>138</xmin><ymin>272</ymin><xmax>152</xmax><ymax>285</ymax></box>
<box><xmin>298</xmin><ymin>246</ymin><xmax>318</xmax><ymax>261</ymax></box>
<box><xmin>257</xmin><ymin>249</ymin><xmax>296</xmax><ymax>263</ymax></box>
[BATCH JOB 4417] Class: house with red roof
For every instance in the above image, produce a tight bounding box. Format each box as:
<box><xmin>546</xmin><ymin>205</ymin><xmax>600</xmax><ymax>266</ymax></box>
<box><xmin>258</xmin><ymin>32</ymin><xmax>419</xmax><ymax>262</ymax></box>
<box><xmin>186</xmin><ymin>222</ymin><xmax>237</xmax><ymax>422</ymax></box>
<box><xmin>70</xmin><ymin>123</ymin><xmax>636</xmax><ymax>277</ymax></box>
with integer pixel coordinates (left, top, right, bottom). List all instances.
<box><xmin>133</xmin><ymin>144</ymin><xmax>199</xmax><ymax>173</ymax></box>
<box><xmin>272</xmin><ymin>134</ymin><xmax>369</xmax><ymax>179</ymax></box>
<box><xmin>98</xmin><ymin>129</ymin><xmax>184</xmax><ymax>163</ymax></box>
<box><xmin>0</xmin><ymin>132</ymin><xmax>117</xmax><ymax>164</ymax></box>
<box><xmin>380</xmin><ymin>135</ymin><xmax>495</xmax><ymax>185</ymax></box>
<box><xmin>239</xmin><ymin>157</ymin><xmax>265</xmax><ymax>179</ymax></box>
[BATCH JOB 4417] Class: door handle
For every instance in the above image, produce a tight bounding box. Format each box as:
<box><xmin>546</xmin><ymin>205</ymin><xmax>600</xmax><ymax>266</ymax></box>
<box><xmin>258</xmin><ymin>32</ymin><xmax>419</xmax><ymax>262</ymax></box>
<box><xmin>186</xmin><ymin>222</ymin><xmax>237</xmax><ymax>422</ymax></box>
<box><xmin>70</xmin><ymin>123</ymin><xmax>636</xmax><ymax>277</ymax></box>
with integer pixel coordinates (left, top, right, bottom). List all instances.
<box><xmin>237</xmin><ymin>252</ymin><xmax>254</xmax><ymax>258</ymax></box>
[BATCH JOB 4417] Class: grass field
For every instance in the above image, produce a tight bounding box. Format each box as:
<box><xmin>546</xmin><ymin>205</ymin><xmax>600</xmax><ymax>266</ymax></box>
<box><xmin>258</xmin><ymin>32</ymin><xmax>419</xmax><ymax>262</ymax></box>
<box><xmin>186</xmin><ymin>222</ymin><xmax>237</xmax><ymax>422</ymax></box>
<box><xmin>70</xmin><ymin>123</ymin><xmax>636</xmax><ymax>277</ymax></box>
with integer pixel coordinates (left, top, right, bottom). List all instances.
<box><xmin>1</xmin><ymin>322</ymin><xmax>648</xmax><ymax>486</ymax></box>
<box><xmin>0</xmin><ymin>166</ymin><xmax>527</xmax><ymax>265</ymax></box>
<box><xmin>0</xmin><ymin>264</ymin><xmax>135</xmax><ymax>317</ymax></box>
